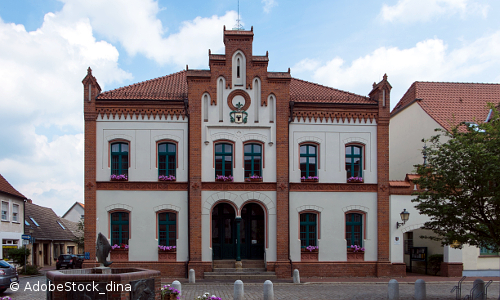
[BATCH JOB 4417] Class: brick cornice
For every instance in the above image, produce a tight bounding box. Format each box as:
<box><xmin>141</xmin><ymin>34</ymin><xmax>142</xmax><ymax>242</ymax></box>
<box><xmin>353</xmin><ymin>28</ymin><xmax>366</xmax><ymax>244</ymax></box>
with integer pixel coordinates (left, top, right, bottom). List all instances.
<box><xmin>96</xmin><ymin>181</ymin><xmax>189</xmax><ymax>191</ymax></box>
<box><xmin>289</xmin><ymin>183</ymin><xmax>378</xmax><ymax>192</ymax></box>
<box><xmin>95</xmin><ymin>101</ymin><xmax>187</xmax><ymax>120</ymax></box>
<box><xmin>201</xmin><ymin>182</ymin><xmax>276</xmax><ymax>191</ymax></box>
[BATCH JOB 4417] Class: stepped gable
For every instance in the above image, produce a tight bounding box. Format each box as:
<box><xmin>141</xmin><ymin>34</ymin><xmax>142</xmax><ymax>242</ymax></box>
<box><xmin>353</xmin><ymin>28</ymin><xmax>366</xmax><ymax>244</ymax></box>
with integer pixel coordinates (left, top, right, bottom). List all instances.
<box><xmin>97</xmin><ymin>71</ymin><xmax>188</xmax><ymax>101</ymax></box>
<box><xmin>0</xmin><ymin>174</ymin><xmax>26</xmax><ymax>199</ymax></box>
<box><xmin>290</xmin><ymin>78</ymin><xmax>374</xmax><ymax>104</ymax></box>
<box><xmin>392</xmin><ymin>81</ymin><xmax>500</xmax><ymax>132</ymax></box>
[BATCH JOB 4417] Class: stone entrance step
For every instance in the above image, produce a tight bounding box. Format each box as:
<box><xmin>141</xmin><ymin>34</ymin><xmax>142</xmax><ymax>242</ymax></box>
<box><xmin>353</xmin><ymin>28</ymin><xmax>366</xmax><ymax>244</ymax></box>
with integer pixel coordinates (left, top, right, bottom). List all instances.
<box><xmin>206</xmin><ymin>260</ymin><xmax>275</xmax><ymax>280</ymax></box>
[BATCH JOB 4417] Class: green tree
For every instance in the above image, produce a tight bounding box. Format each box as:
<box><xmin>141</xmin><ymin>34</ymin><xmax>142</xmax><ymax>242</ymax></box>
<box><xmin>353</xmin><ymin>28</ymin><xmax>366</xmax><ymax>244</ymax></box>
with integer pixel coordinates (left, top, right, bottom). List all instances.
<box><xmin>72</xmin><ymin>219</ymin><xmax>84</xmax><ymax>250</ymax></box>
<box><xmin>413</xmin><ymin>106</ymin><xmax>500</xmax><ymax>252</ymax></box>
<box><xmin>7</xmin><ymin>247</ymin><xmax>31</xmax><ymax>267</ymax></box>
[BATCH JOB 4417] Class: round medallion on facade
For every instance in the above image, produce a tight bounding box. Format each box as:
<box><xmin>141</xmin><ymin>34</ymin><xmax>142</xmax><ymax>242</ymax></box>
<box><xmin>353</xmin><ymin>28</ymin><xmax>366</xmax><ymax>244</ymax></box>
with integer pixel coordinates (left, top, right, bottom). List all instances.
<box><xmin>227</xmin><ymin>89</ymin><xmax>251</xmax><ymax>111</ymax></box>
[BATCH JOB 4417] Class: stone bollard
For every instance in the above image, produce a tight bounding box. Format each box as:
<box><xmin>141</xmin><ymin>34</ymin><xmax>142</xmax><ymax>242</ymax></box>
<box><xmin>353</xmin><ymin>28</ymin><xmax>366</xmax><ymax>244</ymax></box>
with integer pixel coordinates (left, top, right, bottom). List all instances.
<box><xmin>234</xmin><ymin>280</ymin><xmax>244</xmax><ymax>300</ymax></box>
<box><xmin>388</xmin><ymin>279</ymin><xmax>399</xmax><ymax>300</ymax></box>
<box><xmin>414</xmin><ymin>279</ymin><xmax>426</xmax><ymax>300</ymax></box>
<box><xmin>263</xmin><ymin>280</ymin><xmax>274</xmax><ymax>300</ymax></box>
<box><xmin>189</xmin><ymin>269</ymin><xmax>196</xmax><ymax>283</ymax></box>
<box><xmin>472</xmin><ymin>278</ymin><xmax>485</xmax><ymax>300</ymax></box>
<box><xmin>293</xmin><ymin>269</ymin><xmax>300</xmax><ymax>284</ymax></box>
<box><xmin>172</xmin><ymin>280</ymin><xmax>181</xmax><ymax>295</ymax></box>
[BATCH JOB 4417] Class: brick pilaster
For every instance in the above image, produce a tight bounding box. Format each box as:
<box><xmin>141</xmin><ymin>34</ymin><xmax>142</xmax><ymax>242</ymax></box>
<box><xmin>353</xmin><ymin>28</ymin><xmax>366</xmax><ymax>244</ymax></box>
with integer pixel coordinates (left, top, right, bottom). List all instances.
<box><xmin>82</xmin><ymin>67</ymin><xmax>100</xmax><ymax>265</ymax></box>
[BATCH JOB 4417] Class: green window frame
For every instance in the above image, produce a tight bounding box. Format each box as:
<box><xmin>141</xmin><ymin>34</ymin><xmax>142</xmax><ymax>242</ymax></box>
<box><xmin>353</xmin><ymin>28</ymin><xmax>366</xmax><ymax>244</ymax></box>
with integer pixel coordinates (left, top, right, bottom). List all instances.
<box><xmin>244</xmin><ymin>143</ymin><xmax>262</xmax><ymax>178</ymax></box>
<box><xmin>158</xmin><ymin>142</ymin><xmax>176</xmax><ymax>177</ymax></box>
<box><xmin>480</xmin><ymin>245</ymin><xmax>499</xmax><ymax>255</ymax></box>
<box><xmin>111</xmin><ymin>212</ymin><xmax>129</xmax><ymax>245</ymax></box>
<box><xmin>215</xmin><ymin>143</ymin><xmax>233</xmax><ymax>177</ymax></box>
<box><xmin>300</xmin><ymin>144</ymin><xmax>317</xmax><ymax>178</ymax></box>
<box><xmin>346</xmin><ymin>145</ymin><xmax>362</xmax><ymax>179</ymax></box>
<box><xmin>158</xmin><ymin>212</ymin><xmax>176</xmax><ymax>246</ymax></box>
<box><xmin>300</xmin><ymin>213</ymin><xmax>317</xmax><ymax>248</ymax></box>
<box><xmin>346</xmin><ymin>213</ymin><xmax>363</xmax><ymax>247</ymax></box>
<box><xmin>111</xmin><ymin>142</ymin><xmax>129</xmax><ymax>176</ymax></box>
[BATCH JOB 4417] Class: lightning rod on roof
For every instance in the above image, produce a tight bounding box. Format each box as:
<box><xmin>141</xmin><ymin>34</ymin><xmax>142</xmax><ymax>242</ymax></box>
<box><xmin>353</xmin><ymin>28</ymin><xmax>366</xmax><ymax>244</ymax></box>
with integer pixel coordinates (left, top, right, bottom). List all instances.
<box><xmin>233</xmin><ymin>0</ymin><xmax>244</xmax><ymax>30</ymax></box>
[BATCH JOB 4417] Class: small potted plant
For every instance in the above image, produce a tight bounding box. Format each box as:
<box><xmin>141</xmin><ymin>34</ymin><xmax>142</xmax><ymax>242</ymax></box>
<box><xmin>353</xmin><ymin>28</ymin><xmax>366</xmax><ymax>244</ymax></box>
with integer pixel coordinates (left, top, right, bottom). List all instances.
<box><xmin>245</xmin><ymin>174</ymin><xmax>263</xmax><ymax>182</ymax></box>
<box><xmin>195</xmin><ymin>292</ymin><xmax>222</xmax><ymax>300</ymax></box>
<box><xmin>110</xmin><ymin>174</ymin><xmax>128</xmax><ymax>181</ymax></box>
<box><xmin>215</xmin><ymin>175</ymin><xmax>234</xmax><ymax>182</ymax></box>
<box><xmin>110</xmin><ymin>243</ymin><xmax>129</xmax><ymax>261</ymax></box>
<box><xmin>301</xmin><ymin>245</ymin><xmax>319</xmax><ymax>261</ymax></box>
<box><xmin>158</xmin><ymin>175</ymin><xmax>176</xmax><ymax>181</ymax></box>
<box><xmin>158</xmin><ymin>245</ymin><xmax>176</xmax><ymax>262</ymax></box>
<box><xmin>347</xmin><ymin>244</ymin><xmax>365</xmax><ymax>261</ymax></box>
<box><xmin>160</xmin><ymin>284</ymin><xmax>180</xmax><ymax>300</ymax></box>
<box><xmin>301</xmin><ymin>176</ymin><xmax>319</xmax><ymax>182</ymax></box>
<box><xmin>347</xmin><ymin>176</ymin><xmax>363</xmax><ymax>183</ymax></box>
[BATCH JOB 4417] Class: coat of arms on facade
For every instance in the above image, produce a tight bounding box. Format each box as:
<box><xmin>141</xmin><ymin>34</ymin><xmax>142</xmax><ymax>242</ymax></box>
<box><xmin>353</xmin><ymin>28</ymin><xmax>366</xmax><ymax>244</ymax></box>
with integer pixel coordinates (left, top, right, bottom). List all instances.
<box><xmin>230</xmin><ymin>102</ymin><xmax>248</xmax><ymax>124</ymax></box>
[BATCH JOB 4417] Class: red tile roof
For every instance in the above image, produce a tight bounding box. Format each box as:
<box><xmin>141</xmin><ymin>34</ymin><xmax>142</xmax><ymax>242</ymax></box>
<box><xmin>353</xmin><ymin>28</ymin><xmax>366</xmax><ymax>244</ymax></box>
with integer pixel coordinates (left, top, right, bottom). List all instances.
<box><xmin>97</xmin><ymin>71</ymin><xmax>188</xmax><ymax>100</ymax></box>
<box><xmin>0</xmin><ymin>174</ymin><xmax>26</xmax><ymax>199</ymax></box>
<box><xmin>290</xmin><ymin>78</ymin><xmax>374</xmax><ymax>104</ymax></box>
<box><xmin>392</xmin><ymin>82</ymin><xmax>500</xmax><ymax>131</ymax></box>
<box><xmin>97</xmin><ymin>71</ymin><xmax>372</xmax><ymax>105</ymax></box>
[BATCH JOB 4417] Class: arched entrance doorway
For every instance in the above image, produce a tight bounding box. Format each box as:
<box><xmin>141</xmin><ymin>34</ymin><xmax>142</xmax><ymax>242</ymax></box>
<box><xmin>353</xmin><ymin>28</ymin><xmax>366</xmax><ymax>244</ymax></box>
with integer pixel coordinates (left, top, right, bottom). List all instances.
<box><xmin>212</xmin><ymin>203</ymin><xmax>236</xmax><ymax>260</ymax></box>
<box><xmin>212</xmin><ymin>202</ymin><xmax>266</xmax><ymax>260</ymax></box>
<box><xmin>240</xmin><ymin>203</ymin><xmax>265</xmax><ymax>259</ymax></box>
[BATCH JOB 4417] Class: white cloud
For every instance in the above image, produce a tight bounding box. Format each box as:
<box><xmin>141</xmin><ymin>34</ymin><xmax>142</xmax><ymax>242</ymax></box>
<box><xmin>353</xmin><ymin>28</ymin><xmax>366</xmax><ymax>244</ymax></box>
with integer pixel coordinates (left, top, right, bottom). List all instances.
<box><xmin>262</xmin><ymin>0</ymin><xmax>278</xmax><ymax>13</ymax></box>
<box><xmin>380</xmin><ymin>0</ymin><xmax>489</xmax><ymax>23</ymax></box>
<box><xmin>292</xmin><ymin>31</ymin><xmax>500</xmax><ymax>109</ymax></box>
<box><xmin>0</xmin><ymin>11</ymin><xmax>131</xmax><ymax>214</ymax></box>
<box><xmin>59</xmin><ymin>0</ymin><xmax>238</xmax><ymax>68</ymax></box>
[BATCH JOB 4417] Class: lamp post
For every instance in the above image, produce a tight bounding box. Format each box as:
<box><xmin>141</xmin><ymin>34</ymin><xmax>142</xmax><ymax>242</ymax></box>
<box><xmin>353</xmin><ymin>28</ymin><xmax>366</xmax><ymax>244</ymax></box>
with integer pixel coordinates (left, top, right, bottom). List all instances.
<box><xmin>396</xmin><ymin>209</ymin><xmax>410</xmax><ymax>228</ymax></box>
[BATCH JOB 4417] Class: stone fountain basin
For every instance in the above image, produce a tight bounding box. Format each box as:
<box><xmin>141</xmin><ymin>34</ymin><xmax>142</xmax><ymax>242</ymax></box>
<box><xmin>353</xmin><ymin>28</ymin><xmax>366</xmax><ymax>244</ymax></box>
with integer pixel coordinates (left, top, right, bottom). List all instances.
<box><xmin>46</xmin><ymin>267</ymin><xmax>161</xmax><ymax>300</ymax></box>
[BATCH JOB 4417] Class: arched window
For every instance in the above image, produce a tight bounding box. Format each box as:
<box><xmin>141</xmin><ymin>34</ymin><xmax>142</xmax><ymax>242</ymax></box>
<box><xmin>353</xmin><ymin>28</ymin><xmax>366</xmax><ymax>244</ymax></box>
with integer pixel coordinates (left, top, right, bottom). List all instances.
<box><xmin>346</xmin><ymin>213</ymin><xmax>362</xmax><ymax>247</ymax></box>
<box><xmin>244</xmin><ymin>143</ymin><xmax>262</xmax><ymax>178</ymax></box>
<box><xmin>158</xmin><ymin>142</ymin><xmax>176</xmax><ymax>177</ymax></box>
<box><xmin>215</xmin><ymin>143</ymin><xmax>233</xmax><ymax>177</ymax></box>
<box><xmin>111</xmin><ymin>142</ymin><xmax>129</xmax><ymax>176</ymax></box>
<box><xmin>300</xmin><ymin>144</ymin><xmax>317</xmax><ymax>178</ymax></box>
<box><xmin>111</xmin><ymin>212</ymin><xmax>129</xmax><ymax>246</ymax></box>
<box><xmin>158</xmin><ymin>212</ymin><xmax>176</xmax><ymax>246</ymax></box>
<box><xmin>300</xmin><ymin>213</ymin><xmax>317</xmax><ymax>248</ymax></box>
<box><xmin>346</xmin><ymin>145</ymin><xmax>363</xmax><ymax>179</ymax></box>
<box><xmin>237</xmin><ymin>58</ymin><xmax>241</xmax><ymax>78</ymax></box>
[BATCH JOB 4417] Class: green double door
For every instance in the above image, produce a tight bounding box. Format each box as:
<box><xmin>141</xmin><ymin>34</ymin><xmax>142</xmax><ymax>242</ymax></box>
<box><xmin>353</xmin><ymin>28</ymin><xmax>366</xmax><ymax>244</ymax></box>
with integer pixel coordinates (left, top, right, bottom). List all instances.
<box><xmin>212</xmin><ymin>203</ymin><xmax>265</xmax><ymax>260</ymax></box>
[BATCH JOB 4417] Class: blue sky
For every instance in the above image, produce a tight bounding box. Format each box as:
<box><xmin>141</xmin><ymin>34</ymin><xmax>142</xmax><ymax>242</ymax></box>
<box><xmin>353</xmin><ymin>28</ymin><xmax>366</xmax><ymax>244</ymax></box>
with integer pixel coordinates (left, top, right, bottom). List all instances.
<box><xmin>0</xmin><ymin>0</ymin><xmax>499</xmax><ymax>215</ymax></box>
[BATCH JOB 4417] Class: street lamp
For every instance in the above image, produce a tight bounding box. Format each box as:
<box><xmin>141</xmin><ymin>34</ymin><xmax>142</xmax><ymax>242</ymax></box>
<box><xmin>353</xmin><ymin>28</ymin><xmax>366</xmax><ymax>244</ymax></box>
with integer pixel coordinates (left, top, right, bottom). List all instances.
<box><xmin>396</xmin><ymin>209</ymin><xmax>410</xmax><ymax>228</ymax></box>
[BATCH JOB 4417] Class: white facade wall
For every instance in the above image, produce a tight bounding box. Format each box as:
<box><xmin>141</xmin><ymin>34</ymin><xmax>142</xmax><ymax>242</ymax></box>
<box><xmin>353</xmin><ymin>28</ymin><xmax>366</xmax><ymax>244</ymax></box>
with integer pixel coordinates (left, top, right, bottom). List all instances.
<box><xmin>289</xmin><ymin>119</ymin><xmax>378</xmax><ymax>183</ymax></box>
<box><xmin>389</xmin><ymin>103</ymin><xmax>446</xmax><ymax>180</ymax></box>
<box><xmin>202</xmin><ymin>81</ymin><xmax>276</xmax><ymax>182</ymax></box>
<box><xmin>96</xmin><ymin>115</ymin><xmax>188</xmax><ymax>182</ymax></box>
<box><xmin>289</xmin><ymin>191</ymin><xmax>378</xmax><ymax>262</ymax></box>
<box><xmin>63</xmin><ymin>204</ymin><xmax>84</xmax><ymax>223</ymax></box>
<box><xmin>96</xmin><ymin>190</ymin><xmax>188</xmax><ymax>261</ymax></box>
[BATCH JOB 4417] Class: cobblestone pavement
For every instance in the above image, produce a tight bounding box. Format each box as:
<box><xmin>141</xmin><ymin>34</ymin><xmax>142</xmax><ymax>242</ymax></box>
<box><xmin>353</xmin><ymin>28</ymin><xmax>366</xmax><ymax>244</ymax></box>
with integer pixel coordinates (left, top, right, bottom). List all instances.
<box><xmin>1</xmin><ymin>276</ymin><xmax>499</xmax><ymax>299</ymax></box>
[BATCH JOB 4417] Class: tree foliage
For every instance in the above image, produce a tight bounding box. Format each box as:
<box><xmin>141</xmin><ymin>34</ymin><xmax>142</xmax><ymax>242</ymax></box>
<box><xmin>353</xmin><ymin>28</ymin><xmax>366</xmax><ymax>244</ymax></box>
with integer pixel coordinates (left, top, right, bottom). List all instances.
<box><xmin>72</xmin><ymin>219</ymin><xmax>84</xmax><ymax>249</ymax></box>
<box><xmin>7</xmin><ymin>247</ymin><xmax>31</xmax><ymax>267</ymax></box>
<box><xmin>413</xmin><ymin>105</ymin><xmax>500</xmax><ymax>251</ymax></box>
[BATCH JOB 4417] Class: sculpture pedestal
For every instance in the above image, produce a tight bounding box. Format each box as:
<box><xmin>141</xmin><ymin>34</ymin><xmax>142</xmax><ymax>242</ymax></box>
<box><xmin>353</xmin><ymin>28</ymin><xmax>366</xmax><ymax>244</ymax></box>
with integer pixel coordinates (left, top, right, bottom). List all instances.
<box><xmin>94</xmin><ymin>266</ymin><xmax>111</xmax><ymax>274</ymax></box>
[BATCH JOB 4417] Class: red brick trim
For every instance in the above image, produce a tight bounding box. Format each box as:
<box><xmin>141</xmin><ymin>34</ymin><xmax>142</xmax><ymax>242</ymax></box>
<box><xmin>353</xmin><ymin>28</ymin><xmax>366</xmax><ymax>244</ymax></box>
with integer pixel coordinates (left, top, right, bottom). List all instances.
<box><xmin>96</xmin><ymin>101</ymin><xmax>187</xmax><ymax>120</ymax></box>
<box><xmin>290</xmin><ymin>183</ymin><xmax>377</xmax><ymax>192</ymax></box>
<box><xmin>227</xmin><ymin>89</ymin><xmax>251</xmax><ymax>111</ymax></box>
<box><xmin>201</xmin><ymin>182</ymin><xmax>276</xmax><ymax>190</ymax></box>
<box><xmin>96</xmin><ymin>181</ymin><xmax>188</xmax><ymax>190</ymax></box>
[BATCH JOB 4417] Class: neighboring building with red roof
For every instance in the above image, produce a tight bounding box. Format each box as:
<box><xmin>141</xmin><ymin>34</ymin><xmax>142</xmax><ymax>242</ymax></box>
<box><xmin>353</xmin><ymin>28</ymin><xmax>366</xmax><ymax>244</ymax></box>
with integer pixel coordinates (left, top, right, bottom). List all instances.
<box><xmin>83</xmin><ymin>27</ymin><xmax>396</xmax><ymax>278</ymax></box>
<box><xmin>389</xmin><ymin>82</ymin><xmax>500</xmax><ymax>277</ymax></box>
<box><xmin>62</xmin><ymin>202</ymin><xmax>85</xmax><ymax>223</ymax></box>
<box><xmin>0</xmin><ymin>174</ymin><xmax>27</xmax><ymax>260</ymax></box>
<box><xmin>390</xmin><ymin>81</ymin><xmax>500</xmax><ymax>180</ymax></box>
